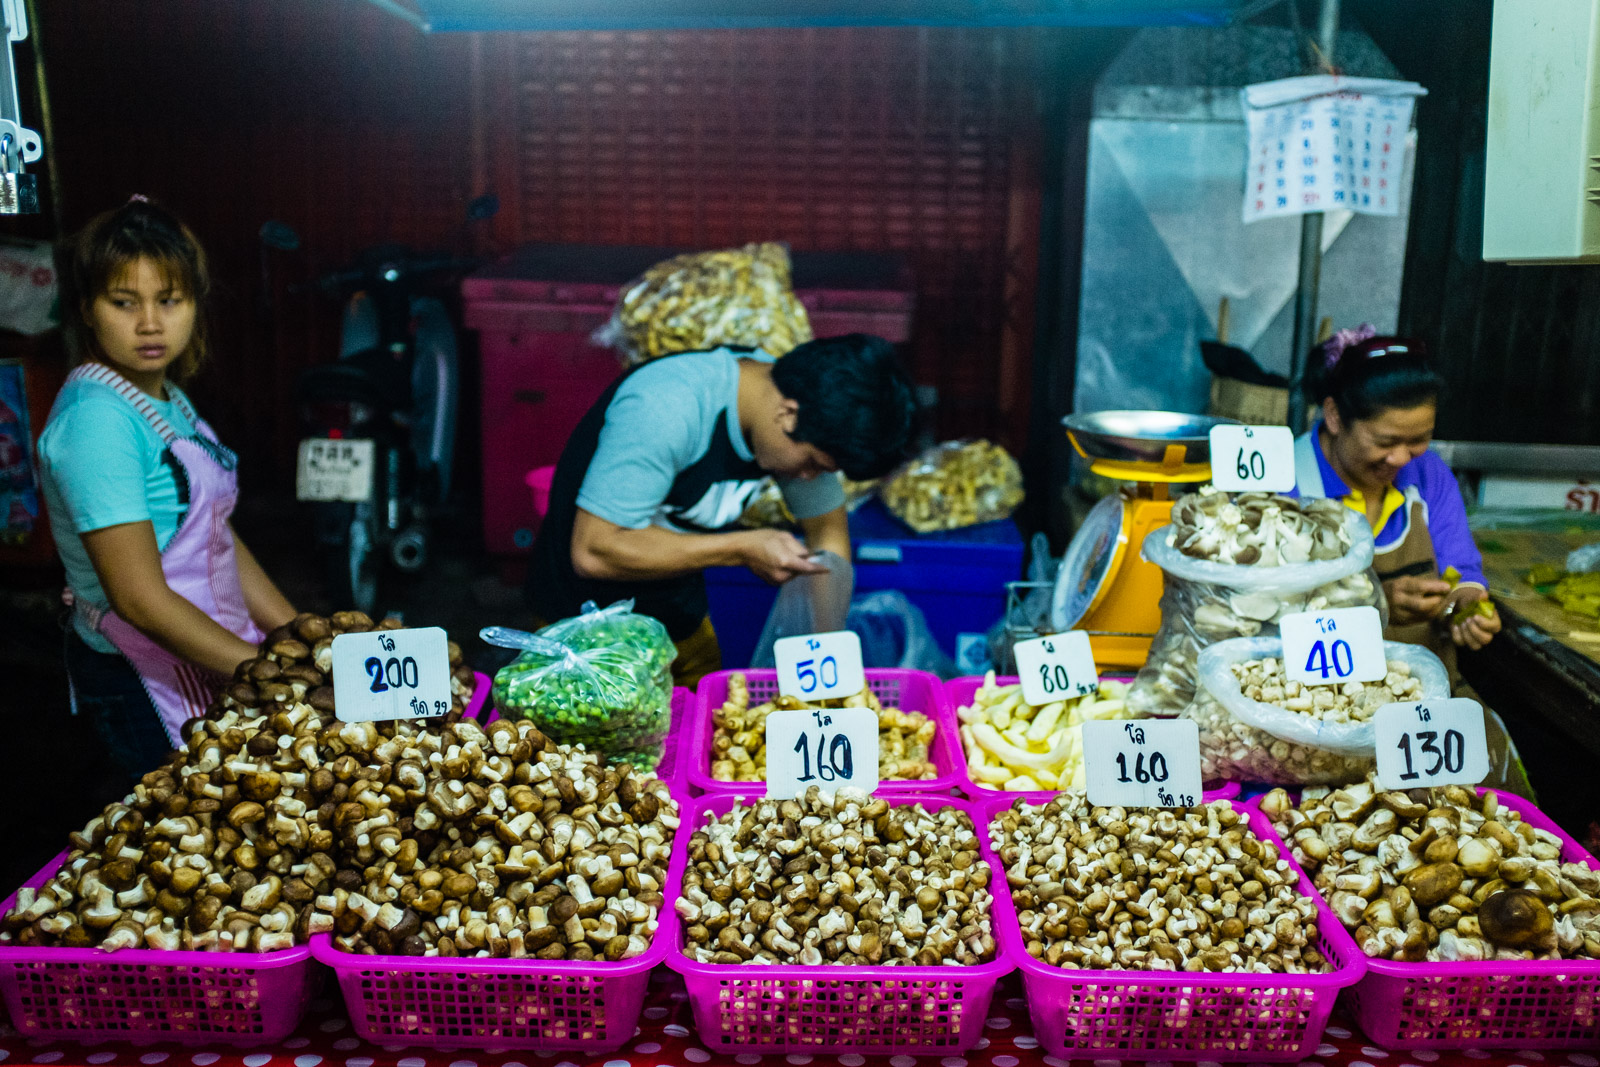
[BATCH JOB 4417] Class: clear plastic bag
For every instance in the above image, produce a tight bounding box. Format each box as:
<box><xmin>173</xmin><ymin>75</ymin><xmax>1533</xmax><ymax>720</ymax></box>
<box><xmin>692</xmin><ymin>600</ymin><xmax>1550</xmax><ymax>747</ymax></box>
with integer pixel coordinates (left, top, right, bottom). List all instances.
<box><xmin>750</xmin><ymin>550</ymin><xmax>854</xmax><ymax>668</ymax></box>
<box><xmin>591</xmin><ymin>242</ymin><xmax>813</xmax><ymax>365</ymax></box>
<box><xmin>482</xmin><ymin>601</ymin><xmax>675</xmax><ymax>770</ymax></box>
<box><xmin>880</xmin><ymin>439</ymin><xmax>1024</xmax><ymax>533</ymax></box>
<box><xmin>1183</xmin><ymin>635</ymin><xmax>1449</xmax><ymax>785</ymax></box>
<box><xmin>847</xmin><ymin>590</ymin><xmax>956</xmax><ymax>676</ymax></box>
<box><xmin>1129</xmin><ymin>505</ymin><xmax>1385</xmax><ymax>716</ymax></box>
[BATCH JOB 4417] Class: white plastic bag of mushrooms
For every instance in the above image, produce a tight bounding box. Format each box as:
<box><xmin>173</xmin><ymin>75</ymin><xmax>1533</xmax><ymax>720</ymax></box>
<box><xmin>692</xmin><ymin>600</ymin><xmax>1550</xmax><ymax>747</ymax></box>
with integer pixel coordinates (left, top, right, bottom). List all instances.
<box><xmin>1129</xmin><ymin>488</ymin><xmax>1386</xmax><ymax>718</ymax></box>
<box><xmin>1183</xmin><ymin>635</ymin><xmax>1450</xmax><ymax>786</ymax></box>
<box><xmin>0</xmin><ymin>610</ymin><xmax>680</xmax><ymax>964</ymax></box>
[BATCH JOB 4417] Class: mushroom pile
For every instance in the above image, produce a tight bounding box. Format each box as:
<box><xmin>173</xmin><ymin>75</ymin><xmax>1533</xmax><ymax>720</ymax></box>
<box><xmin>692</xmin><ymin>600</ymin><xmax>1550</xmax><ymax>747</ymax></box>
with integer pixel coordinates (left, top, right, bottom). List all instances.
<box><xmin>1</xmin><ymin>614</ymin><xmax>678</xmax><ymax>958</ymax></box>
<box><xmin>1262</xmin><ymin>775</ymin><xmax>1600</xmax><ymax>962</ymax></box>
<box><xmin>1173</xmin><ymin>488</ymin><xmax>1351</xmax><ymax>566</ymax></box>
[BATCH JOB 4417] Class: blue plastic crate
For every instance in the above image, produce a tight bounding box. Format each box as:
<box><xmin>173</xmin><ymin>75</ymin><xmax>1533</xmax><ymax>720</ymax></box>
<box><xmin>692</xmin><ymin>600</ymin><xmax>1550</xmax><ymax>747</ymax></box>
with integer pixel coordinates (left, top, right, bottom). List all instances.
<box><xmin>704</xmin><ymin>499</ymin><xmax>1023</xmax><ymax>670</ymax></box>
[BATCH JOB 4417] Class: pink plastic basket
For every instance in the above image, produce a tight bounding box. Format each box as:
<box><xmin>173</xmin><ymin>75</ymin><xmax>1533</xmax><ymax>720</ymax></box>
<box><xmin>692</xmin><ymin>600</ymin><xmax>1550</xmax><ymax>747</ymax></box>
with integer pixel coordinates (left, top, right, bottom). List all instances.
<box><xmin>310</xmin><ymin>796</ymin><xmax>688</xmax><ymax>1051</ymax></box>
<box><xmin>944</xmin><ymin>675</ymin><xmax>1242</xmax><ymax>804</ymax></box>
<box><xmin>464</xmin><ymin>670</ymin><xmax>492</xmax><ymax>719</ymax></box>
<box><xmin>0</xmin><ymin>852</ymin><xmax>318</xmax><ymax>1046</ymax></box>
<box><xmin>684</xmin><ymin>668</ymin><xmax>962</xmax><ymax>796</ymax></box>
<box><xmin>1254</xmin><ymin>788</ymin><xmax>1600</xmax><ymax>1049</ymax></box>
<box><xmin>667</xmin><ymin>790</ymin><xmax>1011</xmax><ymax>1053</ymax></box>
<box><xmin>983</xmin><ymin>795</ymin><xmax>1365</xmax><ymax>1060</ymax></box>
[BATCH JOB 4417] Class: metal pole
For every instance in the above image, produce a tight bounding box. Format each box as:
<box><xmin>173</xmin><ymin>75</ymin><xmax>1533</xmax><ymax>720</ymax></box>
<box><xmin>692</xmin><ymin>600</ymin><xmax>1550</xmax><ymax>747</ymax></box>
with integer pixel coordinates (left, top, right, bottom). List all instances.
<box><xmin>1287</xmin><ymin>0</ymin><xmax>1340</xmax><ymax>433</ymax></box>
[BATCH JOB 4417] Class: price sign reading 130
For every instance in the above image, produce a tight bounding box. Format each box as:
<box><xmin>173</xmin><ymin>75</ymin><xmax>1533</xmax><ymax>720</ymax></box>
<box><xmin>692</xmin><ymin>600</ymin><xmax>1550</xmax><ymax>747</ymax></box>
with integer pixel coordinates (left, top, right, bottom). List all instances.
<box><xmin>774</xmin><ymin>631</ymin><xmax>865</xmax><ymax>701</ymax></box>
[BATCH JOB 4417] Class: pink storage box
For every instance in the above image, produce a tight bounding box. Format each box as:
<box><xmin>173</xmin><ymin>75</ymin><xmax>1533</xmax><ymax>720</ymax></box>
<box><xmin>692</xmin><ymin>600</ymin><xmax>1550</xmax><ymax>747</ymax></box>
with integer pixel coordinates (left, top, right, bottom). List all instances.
<box><xmin>944</xmin><ymin>675</ymin><xmax>1242</xmax><ymax>804</ymax></box>
<box><xmin>982</xmin><ymin>795</ymin><xmax>1365</xmax><ymax>1060</ymax></box>
<box><xmin>666</xmin><ymin>790</ymin><xmax>1010</xmax><ymax>1053</ymax></box>
<box><xmin>684</xmin><ymin>668</ymin><xmax>962</xmax><ymax>796</ymax></box>
<box><xmin>310</xmin><ymin>789</ymin><xmax>688</xmax><ymax>1051</ymax></box>
<box><xmin>1255</xmin><ymin>787</ymin><xmax>1600</xmax><ymax>1049</ymax></box>
<box><xmin>0</xmin><ymin>853</ymin><xmax>318</xmax><ymax>1046</ymax></box>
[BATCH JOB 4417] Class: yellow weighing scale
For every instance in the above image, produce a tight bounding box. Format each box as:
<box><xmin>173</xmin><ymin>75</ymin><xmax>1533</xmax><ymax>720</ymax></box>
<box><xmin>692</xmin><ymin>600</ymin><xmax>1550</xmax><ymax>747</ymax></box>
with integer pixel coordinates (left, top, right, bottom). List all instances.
<box><xmin>1053</xmin><ymin>411</ymin><xmax>1238</xmax><ymax>668</ymax></box>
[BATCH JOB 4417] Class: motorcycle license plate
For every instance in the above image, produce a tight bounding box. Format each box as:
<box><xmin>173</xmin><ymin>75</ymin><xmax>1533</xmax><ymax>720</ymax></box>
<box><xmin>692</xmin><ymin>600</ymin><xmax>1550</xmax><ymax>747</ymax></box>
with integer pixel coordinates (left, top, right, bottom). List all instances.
<box><xmin>296</xmin><ymin>438</ymin><xmax>375</xmax><ymax>503</ymax></box>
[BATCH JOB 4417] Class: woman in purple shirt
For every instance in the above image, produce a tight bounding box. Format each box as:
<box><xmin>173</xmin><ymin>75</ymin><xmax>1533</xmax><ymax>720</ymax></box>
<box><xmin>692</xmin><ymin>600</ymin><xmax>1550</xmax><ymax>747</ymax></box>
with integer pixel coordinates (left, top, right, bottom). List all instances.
<box><xmin>1293</xmin><ymin>328</ymin><xmax>1500</xmax><ymax>655</ymax></box>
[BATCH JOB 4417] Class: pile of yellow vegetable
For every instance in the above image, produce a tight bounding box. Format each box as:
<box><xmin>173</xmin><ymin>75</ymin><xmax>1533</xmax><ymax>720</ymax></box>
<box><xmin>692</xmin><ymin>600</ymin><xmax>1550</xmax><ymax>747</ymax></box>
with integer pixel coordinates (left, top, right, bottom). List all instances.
<box><xmin>955</xmin><ymin>673</ymin><xmax>1137</xmax><ymax>791</ymax></box>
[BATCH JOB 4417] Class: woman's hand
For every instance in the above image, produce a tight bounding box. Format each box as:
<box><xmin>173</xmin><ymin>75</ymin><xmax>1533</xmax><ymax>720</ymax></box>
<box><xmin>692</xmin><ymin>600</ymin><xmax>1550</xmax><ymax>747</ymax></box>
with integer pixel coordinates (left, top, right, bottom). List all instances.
<box><xmin>1445</xmin><ymin>585</ymin><xmax>1501</xmax><ymax>650</ymax></box>
<box><xmin>1385</xmin><ymin>575</ymin><xmax>1452</xmax><ymax>625</ymax></box>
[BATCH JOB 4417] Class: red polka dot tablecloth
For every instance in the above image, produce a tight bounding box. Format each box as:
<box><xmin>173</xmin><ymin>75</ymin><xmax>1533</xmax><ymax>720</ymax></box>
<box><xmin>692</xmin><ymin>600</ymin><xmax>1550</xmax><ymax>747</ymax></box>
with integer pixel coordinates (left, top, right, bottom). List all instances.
<box><xmin>1</xmin><ymin>972</ymin><xmax>1591</xmax><ymax>1067</ymax></box>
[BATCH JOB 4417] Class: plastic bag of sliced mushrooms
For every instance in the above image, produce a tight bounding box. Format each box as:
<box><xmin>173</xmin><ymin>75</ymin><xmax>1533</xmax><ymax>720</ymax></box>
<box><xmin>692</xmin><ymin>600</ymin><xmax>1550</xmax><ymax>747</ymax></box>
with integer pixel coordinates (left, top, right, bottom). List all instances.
<box><xmin>1129</xmin><ymin>488</ymin><xmax>1385</xmax><ymax>718</ymax></box>
<box><xmin>1186</xmin><ymin>635</ymin><xmax>1450</xmax><ymax>785</ymax></box>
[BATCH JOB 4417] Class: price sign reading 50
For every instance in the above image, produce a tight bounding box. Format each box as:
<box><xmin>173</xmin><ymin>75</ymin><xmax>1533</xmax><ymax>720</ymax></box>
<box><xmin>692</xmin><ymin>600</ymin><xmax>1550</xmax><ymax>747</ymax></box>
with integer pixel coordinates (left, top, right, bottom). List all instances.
<box><xmin>765</xmin><ymin>706</ymin><xmax>880</xmax><ymax>799</ymax></box>
<box><xmin>1083</xmin><ymin>719</ymin><xmax>1203</xmax><ymax>809</ymax></box>
<box><xmin>331</xmin><ymin>625</ymin><xmax>453</xmax><ymax>723</ymax></box>
<box><xmin>1280</xmin><ymin>606</ymin><xmax>1387</xmax><ymax>685</ymax></box>
<box><xmin>1208</xmin><ymin>425</ymin><xmax>1296</xmax><ymax>493</ymax></box>
<box><xmin>1374</xmin><ymin>699</ymin><xmax>1489</xmax><ymax>790</ymax></box>
<box><xmin>775</xmin><ymin>631</ymin><xmax>865</xmax><ymax>701</ymax></box>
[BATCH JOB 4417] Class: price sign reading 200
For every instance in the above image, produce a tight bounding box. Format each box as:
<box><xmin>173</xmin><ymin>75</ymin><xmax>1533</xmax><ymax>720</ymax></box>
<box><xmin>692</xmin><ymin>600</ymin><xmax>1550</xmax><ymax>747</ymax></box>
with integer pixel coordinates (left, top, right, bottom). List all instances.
<box><xmin>364</xmin><ymin>634</ymin><xmax>423</xmax><ymax>693</ymax></box>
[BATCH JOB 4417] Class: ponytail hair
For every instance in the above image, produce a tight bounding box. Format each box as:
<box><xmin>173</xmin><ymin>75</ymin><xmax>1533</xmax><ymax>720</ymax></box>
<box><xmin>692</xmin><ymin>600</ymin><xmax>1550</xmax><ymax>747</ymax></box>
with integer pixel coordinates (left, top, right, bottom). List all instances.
<box><xmin>57</xmin><ymin>196</ymin><xmax>213</xmax><ymax>382</ymax></box>
<box><xmin>1304</xmin><ymin>326</ymin><xmax>1442</xmax><ymax>424</ymax></box>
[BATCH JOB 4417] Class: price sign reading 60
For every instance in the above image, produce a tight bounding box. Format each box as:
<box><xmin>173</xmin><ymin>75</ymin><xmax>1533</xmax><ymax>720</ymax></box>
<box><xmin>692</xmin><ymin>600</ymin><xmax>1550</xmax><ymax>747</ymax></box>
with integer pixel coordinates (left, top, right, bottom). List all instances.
<box><xmin>1209</xmin><ymin>425</ymin><xmax>1296</xmax><ymax>493</ymax></box>
<box><xmin>775</xmin><ymin>631</ymin><xmax>865</xmax><ymax>701</ymax></box>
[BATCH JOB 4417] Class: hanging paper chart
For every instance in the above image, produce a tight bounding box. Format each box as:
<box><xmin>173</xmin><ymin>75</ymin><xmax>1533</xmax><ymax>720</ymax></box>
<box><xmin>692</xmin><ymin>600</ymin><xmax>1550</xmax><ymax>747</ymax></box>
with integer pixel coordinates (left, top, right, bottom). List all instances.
<box><xmin>1241</xmin><ymin>75</ymin><xmax>1426</xmax><ymax>224</ymax></box>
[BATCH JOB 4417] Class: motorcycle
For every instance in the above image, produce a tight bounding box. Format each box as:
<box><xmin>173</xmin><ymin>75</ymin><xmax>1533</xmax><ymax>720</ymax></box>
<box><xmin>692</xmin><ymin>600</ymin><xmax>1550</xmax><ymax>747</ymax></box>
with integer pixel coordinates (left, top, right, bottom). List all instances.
<box><xmin>262</xmin><ymin>198</ymin><xmax>496</xmax><ymax>613</ymax></box>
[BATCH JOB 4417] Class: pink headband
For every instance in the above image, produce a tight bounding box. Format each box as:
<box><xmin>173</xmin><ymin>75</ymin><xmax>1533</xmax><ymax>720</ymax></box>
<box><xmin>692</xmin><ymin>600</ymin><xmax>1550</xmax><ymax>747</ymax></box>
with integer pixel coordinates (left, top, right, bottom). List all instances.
<box><xmin>1321</xmin><ymin>323</ymin><xmax>1378</xmax><ymax>370</ymax></box>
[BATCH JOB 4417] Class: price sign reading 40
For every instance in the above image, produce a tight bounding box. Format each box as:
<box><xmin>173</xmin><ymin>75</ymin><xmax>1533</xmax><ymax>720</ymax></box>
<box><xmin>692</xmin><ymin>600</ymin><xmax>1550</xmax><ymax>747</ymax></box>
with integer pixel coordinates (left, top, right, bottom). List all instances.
<box><xmin>1083</xmin><ymin>719</ymin><xmax>1204</xmax><ymax>809</ymax></box>
<box><xmin>1014</xmin><ymin>630</ymin><xmax>1099</xmax><ymax>707</ymax></box>
<box><xmin>1374</xmin><ymin>698</ymin><xmax>1490</xmax><ymax>790</ymax></box>
<box><xmin>764</xmin><ymin>705</ymin><xmax>880</xmax><ymax>800</ymax></box>
<box><xmin>1280</xmin><ymin>605</ymin><xmax>1387</xmax><ymax>686</ymax></box>
<box><xmin>774</xmin><ymin>631</ymin><xmax>865</xmax><ymax>701</ymax></box>
<box><xmin>331</xmin><ymin>625</ymin><xmax>453</xmax><ymax>723</ymax></box>
<box><xmin>1208</xmin><ymin>424</ymin><xmax>1296</xmax><ymax>493</ymax></box>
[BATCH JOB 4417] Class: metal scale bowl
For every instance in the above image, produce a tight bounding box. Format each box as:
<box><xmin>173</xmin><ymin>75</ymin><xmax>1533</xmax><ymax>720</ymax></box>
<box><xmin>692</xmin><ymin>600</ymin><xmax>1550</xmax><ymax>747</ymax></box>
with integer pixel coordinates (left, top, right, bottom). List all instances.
<box><xmin>1054</xmin><ymin>410</ymin><xmax>1239</xmax><ymax>668</ymax></box>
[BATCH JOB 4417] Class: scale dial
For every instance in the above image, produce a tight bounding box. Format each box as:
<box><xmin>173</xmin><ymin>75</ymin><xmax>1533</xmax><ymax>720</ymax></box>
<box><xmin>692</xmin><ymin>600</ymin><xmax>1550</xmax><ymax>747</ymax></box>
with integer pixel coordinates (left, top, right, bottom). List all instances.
<box><xmin>1052</xmin><ymin>494</ymin><xmax>1127</xmax><ymax>632</ymax></box>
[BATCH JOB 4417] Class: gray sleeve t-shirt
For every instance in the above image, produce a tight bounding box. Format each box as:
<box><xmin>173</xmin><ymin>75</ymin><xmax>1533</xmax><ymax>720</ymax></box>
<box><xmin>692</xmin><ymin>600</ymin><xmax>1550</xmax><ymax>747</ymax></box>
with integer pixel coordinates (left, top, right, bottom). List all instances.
<box><xmin>575</xmin><ymin>348</ymin><xmax>844</xmax><ymax>533</ymax></box>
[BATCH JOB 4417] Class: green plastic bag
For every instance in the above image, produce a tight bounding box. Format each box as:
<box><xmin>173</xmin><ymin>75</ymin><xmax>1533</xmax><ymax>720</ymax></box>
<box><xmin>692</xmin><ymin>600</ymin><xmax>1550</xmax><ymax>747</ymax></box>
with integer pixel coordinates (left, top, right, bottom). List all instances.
<box><xmin>482</xmin><ymin>601</ymin><xmax>675</xmax><ymax>770</ymax></box>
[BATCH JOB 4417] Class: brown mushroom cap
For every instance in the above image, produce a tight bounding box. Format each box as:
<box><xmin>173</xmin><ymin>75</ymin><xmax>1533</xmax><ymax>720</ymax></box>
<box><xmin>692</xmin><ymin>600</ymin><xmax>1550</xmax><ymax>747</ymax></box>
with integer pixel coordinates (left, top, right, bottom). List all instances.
<box><xmin>1479</xmin><ymin>888</ymin><xmax>1553</xmax><ymax>947</ymax></box>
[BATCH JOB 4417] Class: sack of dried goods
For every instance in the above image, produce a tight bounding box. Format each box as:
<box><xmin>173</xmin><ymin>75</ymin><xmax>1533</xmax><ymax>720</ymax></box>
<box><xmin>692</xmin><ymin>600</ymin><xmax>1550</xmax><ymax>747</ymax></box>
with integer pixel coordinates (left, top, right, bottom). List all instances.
<box><xmin>1130</xmin><ymin>487</ymin><xmax>1384</xmax><ymax>717</ymax></box>
<box><xmin>595</xmin><ymin>242</ymin><xmax>813</xmax><ymax>365</ymax></box>
<box><xmin>955</xmin><ymin>673</ymin><xmax>1136</xmax><ymax>792</ymax></box>
<box><xmin>484</xmin><ymin>601</ymin><xmax>675</xmax><ymax>771</ymax></box>
<box><xmin>676</xmin><ymin>787</ymin><xmax>996</xmax><ymax>965</ymax></box>
<box><xmin>1262</xmin><ymin>775</ymin><xmax>1600</xmax><ymax>963</ymax></box>
<box><xmin>881</xmin><ymin>439</ymin><xmax>1024</xmax><ymax>534</ymax></box>
<box><xmin>1184</xmin><ymin>636</ymin><xmax>1449</xmax><ymax>785</ymax></box>
<box><xmin>709</xmin><ymin>671</ymin><xmax>937</xmax><ymax>782</ymax></box>
<box><xmin>989</xmin><ymin>794</ymin><xmax>1330</xmax><ymax>972</ymax></box>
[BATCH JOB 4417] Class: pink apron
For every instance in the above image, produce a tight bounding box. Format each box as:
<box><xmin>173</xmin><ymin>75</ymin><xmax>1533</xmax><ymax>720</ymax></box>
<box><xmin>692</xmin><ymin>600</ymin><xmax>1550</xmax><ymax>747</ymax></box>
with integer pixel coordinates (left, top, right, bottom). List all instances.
<box><xmin>67</xmin><ymin>362</ymin><xmax>264</xmax><ymax>746</ymax></box>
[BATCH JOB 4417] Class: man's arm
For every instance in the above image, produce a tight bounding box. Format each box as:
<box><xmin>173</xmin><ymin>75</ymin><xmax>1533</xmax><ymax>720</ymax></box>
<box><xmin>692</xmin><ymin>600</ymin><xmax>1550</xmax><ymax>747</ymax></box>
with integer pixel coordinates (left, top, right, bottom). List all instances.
<box><xmin>799</xmin><ymin>506</ymin><xmax>850</xmax><ymax>561</ymax></box>
<box><xmin>572</xmin><ymin>508</ymin><xmax>826</xmax><ymax>585</ymax></box>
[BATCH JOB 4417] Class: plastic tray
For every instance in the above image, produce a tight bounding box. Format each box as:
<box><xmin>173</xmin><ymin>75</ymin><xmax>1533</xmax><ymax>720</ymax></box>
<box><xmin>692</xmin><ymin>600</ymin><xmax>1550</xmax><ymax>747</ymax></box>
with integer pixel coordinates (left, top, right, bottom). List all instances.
<box><xmin>945</xmin><ymin>674</ymin><xmax>1242</xmax><ymax>804</ymax></box>
<box><xmin>0</xmin><ymin>852</ymin><xmax>319</xmax><ymax>1046</ymax></box>
<box><xmin>983</xmin><ymin>795</ymin><xmax>1365</xmax><ymax>1060</ymax></box>
<box><xmin>310</xmin><ymin>792</ymin><xmax>688</xmax><ymax>1051</ymax></box>
<box><xmin>685</xmin><ymin>668</ymin><xmax>962</xmax><ymax>796</ymax></box>
<box><xmin>1256</xmin><ymin>787</ymin><xmax>1600</xmax><ymax>1048</ymax></box>
<box><xmin>667</xmin><ymin>790</ymin><xmax>1011</xmax><ymax>1053</ymax></box>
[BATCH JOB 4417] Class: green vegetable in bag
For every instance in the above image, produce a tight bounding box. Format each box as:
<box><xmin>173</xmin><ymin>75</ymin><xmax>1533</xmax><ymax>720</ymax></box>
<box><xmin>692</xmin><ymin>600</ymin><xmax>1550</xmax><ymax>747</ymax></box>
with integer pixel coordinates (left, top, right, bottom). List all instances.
<box><xmin>482</xmin><ymin>601</ymin><xmax>675</xmax><ymax>770</ymax></box>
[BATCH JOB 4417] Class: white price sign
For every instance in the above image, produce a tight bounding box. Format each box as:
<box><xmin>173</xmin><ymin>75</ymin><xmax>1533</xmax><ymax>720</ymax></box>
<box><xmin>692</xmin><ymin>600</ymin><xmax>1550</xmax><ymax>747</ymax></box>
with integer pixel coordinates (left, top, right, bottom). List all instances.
<box><xmin>1280</xmin><ymin>606</ymin><xmax>1387</xmax><ymax>685</ymax></box>
<box><xmin>1374</xmin><ymin>699</ymin><xmax>1490</xmax><ymax>790</ymax></box>
<box><xmin>1084</xmin><ymin>719</ymin><xmax>1204</xmax><ymax>808</ymax></box>
<box><xmin>1014</xmin><ymin>631</ymin><xmax>1099</xmax><ymax>707</ymax></box>
<box><xmin>775</xmin><ymin>631</ymin><xmax>865</xmax><ymax>701</ymax></box>
<box><xmin>296</xmin><ymin>437</ymin><xmax>375</xmax><ymax>503</ymax></box>
<box><xmin>764</xmin><ymin>706</ymin><xmax>880</xmax><ymax>799</ymax></box>
<box><xmin>331</xmin><ymin>626</ymin><xmax>452</xmax><ymax>723</ymax></box>
<box><xmin>1208</xmin><ymin>425</ymin><xmax>1296</xmax><ymax>493</ymax></box>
